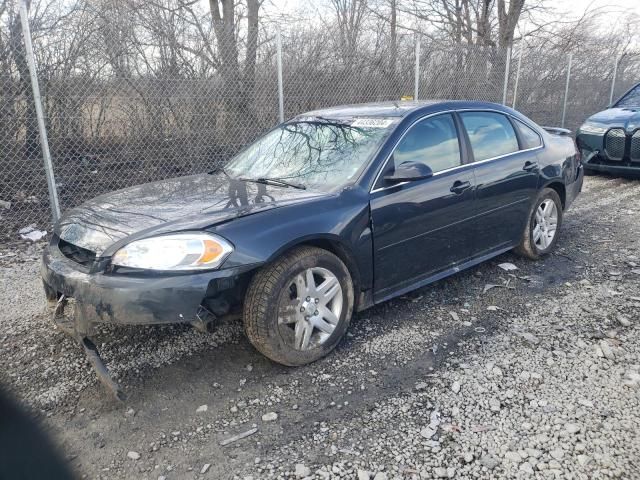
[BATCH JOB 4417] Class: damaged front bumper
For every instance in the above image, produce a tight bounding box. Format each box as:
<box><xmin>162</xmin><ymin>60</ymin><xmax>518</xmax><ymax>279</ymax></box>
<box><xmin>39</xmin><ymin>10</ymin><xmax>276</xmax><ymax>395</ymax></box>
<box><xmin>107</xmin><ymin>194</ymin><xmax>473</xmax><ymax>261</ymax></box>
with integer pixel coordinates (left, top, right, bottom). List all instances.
<box><xmin>42</xmin><ymin>244</ymin><xmax>238</xmax><ymax>325</ymax></box>
<box><xmin>51</xmin><ymin>295</ymin><xmax>128</xmax><ymax>401</ymax></box>
<box><xmin>41</xmin><ymin>241</ymin><xmax>256</xmax><ymax>400</ymax></box>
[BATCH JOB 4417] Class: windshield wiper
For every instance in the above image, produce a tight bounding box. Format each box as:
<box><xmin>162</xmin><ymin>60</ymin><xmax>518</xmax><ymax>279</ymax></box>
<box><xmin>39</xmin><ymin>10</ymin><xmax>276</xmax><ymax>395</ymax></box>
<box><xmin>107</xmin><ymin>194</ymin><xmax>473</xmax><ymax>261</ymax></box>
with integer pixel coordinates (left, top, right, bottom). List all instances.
<box><xmin>238</xmin><ymin>177</ymin><xmax>306</xmax><ymax>190</ymax></box>
<box><xmin>208</xmin><ymin>165</ymin><xmax>229</xmax><ymax>176</ymax></box>
<box><xmin>212</xmin><ymin>168</ymin><xmax>306</xmax><ymax>190</ymax></box>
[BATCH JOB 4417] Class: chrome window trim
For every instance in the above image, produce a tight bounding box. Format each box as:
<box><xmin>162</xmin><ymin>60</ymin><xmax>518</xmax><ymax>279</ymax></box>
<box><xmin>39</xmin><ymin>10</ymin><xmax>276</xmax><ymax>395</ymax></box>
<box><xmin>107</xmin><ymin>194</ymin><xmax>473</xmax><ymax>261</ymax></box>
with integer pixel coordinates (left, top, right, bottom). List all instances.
<box><xmin>370</xmin><ymin>109</ymin><xmax>457</xmax><ymax>194</ymax></box>
<box><xmin>457</xmin><ymin>108</ymin><xmax>546</xmax><ymax>147</ymax></box>
<box><xmin>370</xmin><ymin>108</ymin><xmax>545</xmax><ymax>194</ymax></box>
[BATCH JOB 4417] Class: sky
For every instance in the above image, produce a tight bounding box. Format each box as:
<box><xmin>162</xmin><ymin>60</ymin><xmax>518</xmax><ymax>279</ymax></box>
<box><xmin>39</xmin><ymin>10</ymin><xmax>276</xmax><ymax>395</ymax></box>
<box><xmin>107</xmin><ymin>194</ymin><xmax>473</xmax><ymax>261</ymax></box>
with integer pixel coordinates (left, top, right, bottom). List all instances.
<box><xmin>569</xmin><ymin>0</ymin><xmax>640</xmax><ymax>15</ymax></box>
<box><xmin>265</xmin><ymin>0</ymin><xmax>640</xmax><ymax>22</ymax></box>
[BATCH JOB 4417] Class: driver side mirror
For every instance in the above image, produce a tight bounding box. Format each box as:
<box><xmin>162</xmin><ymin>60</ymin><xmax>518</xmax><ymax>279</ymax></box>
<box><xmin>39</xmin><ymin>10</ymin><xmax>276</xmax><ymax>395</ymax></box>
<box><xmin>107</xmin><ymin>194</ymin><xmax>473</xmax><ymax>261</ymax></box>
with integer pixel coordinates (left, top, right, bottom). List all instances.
<box><xmin>384</xmin><ymin>160</ymin><xmax>433</xmax><ymax>184</ymax></box>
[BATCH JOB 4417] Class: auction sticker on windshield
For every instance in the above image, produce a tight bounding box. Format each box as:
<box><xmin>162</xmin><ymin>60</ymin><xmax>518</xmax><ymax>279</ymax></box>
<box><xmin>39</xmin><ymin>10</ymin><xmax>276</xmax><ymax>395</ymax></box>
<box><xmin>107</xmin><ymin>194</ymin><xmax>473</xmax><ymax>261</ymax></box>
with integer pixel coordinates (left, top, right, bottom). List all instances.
<box><xmin>351</xmin><ymin>118</ymin><xmax>396</xmax><ymax>128</ymax></box>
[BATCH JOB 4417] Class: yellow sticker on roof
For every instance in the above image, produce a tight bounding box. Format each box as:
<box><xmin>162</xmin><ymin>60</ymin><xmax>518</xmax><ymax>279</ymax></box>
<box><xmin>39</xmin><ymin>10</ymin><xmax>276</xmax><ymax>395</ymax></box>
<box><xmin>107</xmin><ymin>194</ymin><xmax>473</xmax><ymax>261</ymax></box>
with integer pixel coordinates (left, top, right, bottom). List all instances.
<box><xmin>351</xmin><ymin>118</ymin><xmax>395</xmax><ymax>128</ymax></box>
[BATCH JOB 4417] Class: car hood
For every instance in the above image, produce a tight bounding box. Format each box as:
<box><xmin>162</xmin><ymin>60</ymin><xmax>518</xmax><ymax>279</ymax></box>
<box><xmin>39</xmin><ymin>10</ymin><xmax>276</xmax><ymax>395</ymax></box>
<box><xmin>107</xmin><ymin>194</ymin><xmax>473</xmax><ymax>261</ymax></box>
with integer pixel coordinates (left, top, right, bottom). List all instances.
<box><xmin>586</xmin><ymin>107</ymin><xmax>640</xmax><ymax>130</ymax></box>
<box><xmin>57</xmin><ymin>173</ymin><xmax>327</xmax><ymax>255</ymax></box>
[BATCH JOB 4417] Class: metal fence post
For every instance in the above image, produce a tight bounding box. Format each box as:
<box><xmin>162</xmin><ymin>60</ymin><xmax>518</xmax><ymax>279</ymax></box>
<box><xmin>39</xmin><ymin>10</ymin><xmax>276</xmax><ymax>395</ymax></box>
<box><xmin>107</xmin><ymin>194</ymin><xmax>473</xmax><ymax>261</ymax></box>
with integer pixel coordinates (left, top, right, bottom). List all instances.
<box><xmin>512</xmin><ymin>44</ymin><xmax>524</xmax><ymax>109</ymax></box>
<box><xmin>276</xmin><ymin>26</ymin><xmax>284</xmax><ymax>123</ymax></box>
<box><xmin>609</xmin><ymin>56</ymin><xmax>619</xmax><ymax>106</ymax></box>
<box><xmin>414</xmin><ymin>35</ymin><xmax>420</xmax><ymax>100</ymax></box>
<box><xmin>19</xmin><ymin>0</ymin><xmax>60</xmax><ymax>223</ymax></box>
<box><xmin>502</xmin><ymin>47</ymin><xmax>511</xmax><ymax>105</ymax></box>
<box><xmin>561</xmin><ymin>53</ymin><xmax>573</xmax><ymax>128</ymax></box>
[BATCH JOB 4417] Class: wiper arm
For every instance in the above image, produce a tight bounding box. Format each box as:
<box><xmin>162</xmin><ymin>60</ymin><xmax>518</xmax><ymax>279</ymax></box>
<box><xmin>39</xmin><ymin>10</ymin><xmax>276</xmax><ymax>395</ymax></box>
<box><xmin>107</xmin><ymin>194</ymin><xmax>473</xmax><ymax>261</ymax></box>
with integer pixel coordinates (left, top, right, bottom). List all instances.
<box><xmin>236</xmin><ymin>176</ymin><xmax>306</xmax><ymax>190</ymax></box>
<box><xmin>256</xmin><ymin>177</ymin><xmax>307</xmax><ymax>190</ymax></box>
<box><xmin>208</xmin><ymin>165</ymin><xmax>229</xmax><ymax>177</ymax></box>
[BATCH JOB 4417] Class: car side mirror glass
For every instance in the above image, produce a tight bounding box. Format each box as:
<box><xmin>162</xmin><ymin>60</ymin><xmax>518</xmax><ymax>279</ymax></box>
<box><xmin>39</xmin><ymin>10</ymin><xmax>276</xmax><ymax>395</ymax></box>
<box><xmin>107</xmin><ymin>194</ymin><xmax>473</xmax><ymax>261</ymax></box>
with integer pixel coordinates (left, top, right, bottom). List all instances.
<box><xmin>384</xmin><ymin>161</ymin><xmax>433</xmax><ymax>184</ymax></box>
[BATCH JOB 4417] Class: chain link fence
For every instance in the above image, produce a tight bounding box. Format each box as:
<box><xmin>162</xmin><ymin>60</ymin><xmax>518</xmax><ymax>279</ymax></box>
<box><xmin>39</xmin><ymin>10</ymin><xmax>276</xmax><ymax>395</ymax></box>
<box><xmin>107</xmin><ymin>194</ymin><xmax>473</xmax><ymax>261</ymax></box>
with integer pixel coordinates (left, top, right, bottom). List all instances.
<box><xmin>0</xmin><ymin>16</ymin><xmax>53</xmax><ymax>239</ymax></box>
<box><xmin>0</xmin><ymin>10</ymin><xmax>637</xmax><ymax>241</ymax></box>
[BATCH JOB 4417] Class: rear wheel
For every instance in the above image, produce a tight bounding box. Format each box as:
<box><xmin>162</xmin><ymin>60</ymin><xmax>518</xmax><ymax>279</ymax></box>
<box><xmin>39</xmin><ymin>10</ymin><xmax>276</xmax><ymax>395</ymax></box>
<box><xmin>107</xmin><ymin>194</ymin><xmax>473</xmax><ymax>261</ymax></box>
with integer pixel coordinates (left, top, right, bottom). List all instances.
<box><xmin>515</xmin><ymin>188</ymin><xmax>563</xmax><ymax>260</ymax></box>
<box><xmin>243</xmin><ymin>246</ymin><xmax>354</xmax><ymax>366</ymax></box>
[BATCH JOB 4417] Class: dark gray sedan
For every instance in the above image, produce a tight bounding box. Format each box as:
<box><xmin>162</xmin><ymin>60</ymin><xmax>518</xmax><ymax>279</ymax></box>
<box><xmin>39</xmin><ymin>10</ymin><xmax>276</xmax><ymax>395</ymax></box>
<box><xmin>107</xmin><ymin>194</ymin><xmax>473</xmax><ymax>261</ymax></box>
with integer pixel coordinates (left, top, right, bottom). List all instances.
<box><xmin>42</xmin><ymin>100</ymin><xmax>583</xmax><ymax>398</ymax></box>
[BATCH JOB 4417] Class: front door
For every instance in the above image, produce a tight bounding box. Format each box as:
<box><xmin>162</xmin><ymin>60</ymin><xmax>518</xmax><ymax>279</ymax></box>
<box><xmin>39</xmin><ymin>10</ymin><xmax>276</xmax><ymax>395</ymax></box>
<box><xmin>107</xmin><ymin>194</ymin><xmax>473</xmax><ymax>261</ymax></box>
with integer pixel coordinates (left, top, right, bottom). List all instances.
<box><xmin>370</xmin><ymin>113</ymin><xmax>477</xmax><ymax>300</ymax></box>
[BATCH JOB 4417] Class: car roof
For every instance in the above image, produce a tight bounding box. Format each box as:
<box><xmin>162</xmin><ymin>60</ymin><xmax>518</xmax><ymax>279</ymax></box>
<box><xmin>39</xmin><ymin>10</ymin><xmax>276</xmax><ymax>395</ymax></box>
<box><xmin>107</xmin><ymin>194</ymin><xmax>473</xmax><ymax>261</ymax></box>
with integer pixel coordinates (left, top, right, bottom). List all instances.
<box><xmin>298</xmin><ymin>101</ymin><xmax>440</xmax><ymax>119</ymax></box>
<box><xmin>295</xmin><ymin>100</ymin><xmax>511</xmax><ymax>120</ymax></box>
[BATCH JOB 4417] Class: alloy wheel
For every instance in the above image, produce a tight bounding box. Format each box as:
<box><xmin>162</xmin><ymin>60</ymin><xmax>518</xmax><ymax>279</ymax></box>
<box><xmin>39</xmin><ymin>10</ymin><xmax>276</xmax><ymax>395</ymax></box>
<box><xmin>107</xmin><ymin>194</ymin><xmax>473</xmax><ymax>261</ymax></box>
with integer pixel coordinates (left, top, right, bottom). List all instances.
<box><xmin>532</xmin><ymin>199</ymin><xmax>558</xmax><ymax>250</ymax></box>
<box><xmin>277</xmin><ymin>267</ymin><xmax>343</xmax><ymax>351</ymax></box>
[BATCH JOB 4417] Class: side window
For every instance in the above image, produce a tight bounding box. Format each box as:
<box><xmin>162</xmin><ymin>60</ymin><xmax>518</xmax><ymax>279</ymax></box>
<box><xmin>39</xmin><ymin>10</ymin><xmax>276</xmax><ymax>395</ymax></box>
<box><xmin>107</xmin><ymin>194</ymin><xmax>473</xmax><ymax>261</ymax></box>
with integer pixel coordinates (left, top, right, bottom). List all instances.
<box><xmin>460</xmin><ymin>111</ymin><xmax>519</xmax><ymax>162</ymax></box>
<box><xmin>393</xmin><ymin>114</ymin><xmax>461</xmax><ymax>173</ymax></box>
<box><xmin>514</xmin><ymin>119</ymin><xmax>542</xmax><ymax>149</ymax></box>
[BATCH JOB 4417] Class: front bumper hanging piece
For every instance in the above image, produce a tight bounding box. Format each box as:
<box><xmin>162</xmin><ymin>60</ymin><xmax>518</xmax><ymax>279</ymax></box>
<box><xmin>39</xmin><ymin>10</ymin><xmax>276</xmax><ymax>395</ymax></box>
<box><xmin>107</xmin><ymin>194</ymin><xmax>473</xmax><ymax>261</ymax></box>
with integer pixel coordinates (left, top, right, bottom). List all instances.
<box><xmin>51</xmin><ymin>295</ymin><xmax>126</xmax><ymax>402</ymax></box>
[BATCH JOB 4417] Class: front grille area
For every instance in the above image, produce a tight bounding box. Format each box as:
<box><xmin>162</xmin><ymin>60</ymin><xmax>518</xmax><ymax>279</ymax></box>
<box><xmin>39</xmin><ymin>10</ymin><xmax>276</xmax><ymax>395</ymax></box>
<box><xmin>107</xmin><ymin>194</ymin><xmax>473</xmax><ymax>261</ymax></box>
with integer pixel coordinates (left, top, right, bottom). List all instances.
<box><xmin>631</xmin><ymin>131</ymin><xmax>640</xmax><ymax>162</ymax></box>
<box><xmin>604</xmin><ymin>128</ymin><xmax>626</xmax><ymax>161</ymax></box>
<box><xmin>58</xmin><ymin>238</ymin><xmax>96</xmax><ymax>267</ymax></box>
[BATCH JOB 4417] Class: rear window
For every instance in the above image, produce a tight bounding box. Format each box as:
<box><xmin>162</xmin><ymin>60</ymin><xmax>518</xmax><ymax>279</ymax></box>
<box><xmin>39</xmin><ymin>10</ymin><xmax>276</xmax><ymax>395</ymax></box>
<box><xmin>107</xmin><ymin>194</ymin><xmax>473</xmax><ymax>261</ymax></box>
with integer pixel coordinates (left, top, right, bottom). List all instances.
<box><xmin>514</xmin><ymin>120</ymin><xmax>542</xmax><ymax>149</ymax></box>
<box><xmin>460</xmin><ymin>111</ymin><xmax>519</xmax><ymax>162</ymax></box>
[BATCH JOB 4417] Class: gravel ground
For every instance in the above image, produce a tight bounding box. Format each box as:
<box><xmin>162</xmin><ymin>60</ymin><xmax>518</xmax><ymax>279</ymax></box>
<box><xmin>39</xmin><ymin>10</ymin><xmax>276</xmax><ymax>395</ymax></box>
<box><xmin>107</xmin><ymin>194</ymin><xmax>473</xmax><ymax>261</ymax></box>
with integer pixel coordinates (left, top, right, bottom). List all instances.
<box><xmin>1</xmin><ymin>174</ymin><xmax>639</xmax><ymax>480</ymax></box>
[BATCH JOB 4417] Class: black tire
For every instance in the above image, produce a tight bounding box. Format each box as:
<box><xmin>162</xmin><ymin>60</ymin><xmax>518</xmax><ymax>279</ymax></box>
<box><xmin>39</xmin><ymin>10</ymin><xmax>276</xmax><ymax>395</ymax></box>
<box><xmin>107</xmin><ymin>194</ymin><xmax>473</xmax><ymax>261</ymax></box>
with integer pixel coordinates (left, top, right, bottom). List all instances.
<box><xmin>243</xmin><ymin>246</ymin><xmax>354</xmax><ymax>366</ymax></box>
<box><xmin>515</xmin><ymin>188</ymin><xmax>563</xmax><ymax>260</ymax></box>
<box><xmin>583</xmin><ymin>167</ymin><xmax>597</xmax><ymax>176</ymax></box>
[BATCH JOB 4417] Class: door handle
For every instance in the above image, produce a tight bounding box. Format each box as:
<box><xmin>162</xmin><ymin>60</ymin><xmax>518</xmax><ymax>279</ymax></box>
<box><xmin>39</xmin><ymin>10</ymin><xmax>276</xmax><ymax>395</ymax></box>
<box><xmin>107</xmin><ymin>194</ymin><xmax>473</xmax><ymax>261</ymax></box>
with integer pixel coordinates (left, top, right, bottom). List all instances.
<box><xmin>523</xmin><ymin>161</ymin><xmax>539</xmax><ymax>172</ymax></box>
<box><xmin>450</xmin><ymin>180</ymin><xmax>472</xmax><ymax>194</ymax></box>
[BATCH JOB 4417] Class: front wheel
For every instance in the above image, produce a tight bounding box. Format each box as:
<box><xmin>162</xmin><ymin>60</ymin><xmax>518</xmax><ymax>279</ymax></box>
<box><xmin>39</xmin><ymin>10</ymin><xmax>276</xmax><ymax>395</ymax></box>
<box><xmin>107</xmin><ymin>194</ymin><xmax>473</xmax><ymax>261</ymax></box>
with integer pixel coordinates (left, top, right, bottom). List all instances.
<box><xmin>243</xmin><ymin>246</ymin><xmax>354</xmax><ymax>366</ymax></box>
<box><xmin>515</xmin><ymin>188</ymin><xmax>563</xmax><ymax>260</ymax></box>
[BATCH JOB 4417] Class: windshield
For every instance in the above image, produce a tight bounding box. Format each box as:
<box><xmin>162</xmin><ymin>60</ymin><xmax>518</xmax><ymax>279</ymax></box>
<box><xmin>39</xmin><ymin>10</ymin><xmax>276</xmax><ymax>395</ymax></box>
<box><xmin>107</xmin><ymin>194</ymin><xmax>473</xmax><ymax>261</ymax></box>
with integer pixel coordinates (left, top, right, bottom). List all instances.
<box><xmin>615</xmin><ymin>84</ymin><xmax>640</xmax><ymax>108</ymax></box>
<box><xmin>225</xmin><ymin>118</ymin><xmax>397</xmax><ymax>190</ymax></box>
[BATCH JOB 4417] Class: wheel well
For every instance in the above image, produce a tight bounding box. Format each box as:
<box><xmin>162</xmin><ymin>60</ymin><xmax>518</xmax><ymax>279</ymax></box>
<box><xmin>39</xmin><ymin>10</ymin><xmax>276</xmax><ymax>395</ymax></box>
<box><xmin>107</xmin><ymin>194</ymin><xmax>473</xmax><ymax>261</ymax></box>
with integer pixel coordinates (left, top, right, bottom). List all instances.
<box><xmin>299</xmin><ymin>239</ymin><xmax>362</xmax><ymax>295</ymax></box>
<box><xmin>208</xmin><ymin>239</ymin><xmax>363</xmax><ymax>317</ymax></box>
<box><xmin>546</xmin><ymin>182</ymin><xmax>566</xmax><ymax>209</ymax></box>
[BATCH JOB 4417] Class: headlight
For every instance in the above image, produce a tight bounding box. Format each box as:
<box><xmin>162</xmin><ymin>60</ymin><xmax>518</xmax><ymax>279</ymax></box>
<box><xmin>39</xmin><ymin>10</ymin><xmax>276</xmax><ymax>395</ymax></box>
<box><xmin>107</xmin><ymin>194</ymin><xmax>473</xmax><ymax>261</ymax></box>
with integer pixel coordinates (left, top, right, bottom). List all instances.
<box><xmin>578</xmin><ymin>122</ymin><xmax>607</xmax><ymax>135</ymax></box>
<box><xmin>111</xmin><ymin>233</ymin><xmax>233</xmax><ymax>271</ymax></box>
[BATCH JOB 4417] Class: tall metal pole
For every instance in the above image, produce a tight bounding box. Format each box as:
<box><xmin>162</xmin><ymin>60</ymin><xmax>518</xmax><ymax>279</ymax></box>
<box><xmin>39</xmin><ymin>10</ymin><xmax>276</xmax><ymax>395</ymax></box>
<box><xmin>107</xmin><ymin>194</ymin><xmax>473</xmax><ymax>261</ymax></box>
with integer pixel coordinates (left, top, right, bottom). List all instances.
<box><xmin>512</xmin><ymin>44</ymin><xmax>524</xmax><ymax>109</ymax></box>
<box><xmin>414</xmin><ymin>35</ymin><xmax>420</xmax><ymax>100</ymax></box>
<box><xmin>609</xmin><ymin>56</ymin><xmax>619</xmax><ymax>106</ymax></box>
<box><xmin>561</xmin><ymin>53</ymin><xmax>573</xmax><ymax>128</ymax></box>
<box><xmin>19</xmin><ymin>0</ymin><xmax>60</xmax><ymax>222</ymax></box>
<box><xmin>276</xmin><ymin>26</ymin><xmax>284</xmax><ymax>123</ymax></box>
<box><xmin>501</xmin><ymin>46</ymin><xmax>512</xmax><ymax>105</ymax></box>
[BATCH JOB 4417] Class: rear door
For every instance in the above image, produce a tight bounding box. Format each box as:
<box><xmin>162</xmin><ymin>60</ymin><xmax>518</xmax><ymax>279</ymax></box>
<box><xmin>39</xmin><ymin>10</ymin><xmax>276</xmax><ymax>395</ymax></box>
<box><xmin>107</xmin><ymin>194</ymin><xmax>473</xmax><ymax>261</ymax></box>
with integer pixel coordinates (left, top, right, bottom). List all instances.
<box><xmin>370</xmin><ymin>113</ymin><xmax>477</xmax><ymax>300</ymax></box>
<box><xmin>458</xmin><ymin>111</ymin><xmax>542</xmax><ymax>256</ymax></box>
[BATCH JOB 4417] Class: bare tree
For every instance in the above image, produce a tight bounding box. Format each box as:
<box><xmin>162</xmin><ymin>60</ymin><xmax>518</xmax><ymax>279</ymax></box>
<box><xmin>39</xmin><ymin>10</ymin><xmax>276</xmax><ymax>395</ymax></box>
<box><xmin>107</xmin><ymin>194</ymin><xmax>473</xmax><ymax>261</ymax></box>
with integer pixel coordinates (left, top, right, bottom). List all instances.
<box><xmin>329</xmin><ymin>0</ymin><xmax>369</xmax><ymax>66</ymax></box>
<box><xmin>7</xmin><ymin>0</ymin><xmax>39</xmax><ymax>157</ymax></box>
<box><xmin>404</xmin><ymin>0</ymin><xmax>533</xmax><ymax>47</ymax></box>
<box><xmin>497</xmin><ymin>0</ymin><xmax>524</xmax><ymax>47</ymax></box>
<box><xmin>209</xmin><ymin>1</ymin><xmax>261</xmax><ymax>108</ymax></box>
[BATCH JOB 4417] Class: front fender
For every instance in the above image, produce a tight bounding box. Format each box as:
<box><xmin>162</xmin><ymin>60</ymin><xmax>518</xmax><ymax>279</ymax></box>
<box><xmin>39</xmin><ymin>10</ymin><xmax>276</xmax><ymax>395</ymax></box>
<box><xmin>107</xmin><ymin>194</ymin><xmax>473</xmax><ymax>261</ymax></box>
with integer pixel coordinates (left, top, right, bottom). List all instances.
<box><xmin>211</xmin><ymin>187</ymin><xmax>374</xmax><ymax>292</ymax></box>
